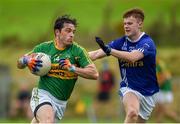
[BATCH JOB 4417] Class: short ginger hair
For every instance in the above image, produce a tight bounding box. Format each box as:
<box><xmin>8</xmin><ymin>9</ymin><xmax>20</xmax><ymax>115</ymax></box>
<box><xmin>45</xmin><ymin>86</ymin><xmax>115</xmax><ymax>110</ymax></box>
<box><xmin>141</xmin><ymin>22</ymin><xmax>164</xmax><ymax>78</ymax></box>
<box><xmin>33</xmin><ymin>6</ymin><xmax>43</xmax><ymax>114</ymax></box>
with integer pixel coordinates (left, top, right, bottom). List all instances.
<box><xmin>123</xmin><ymin>8</ymin><xmax>145</xmax><ymax>22</ymax></box>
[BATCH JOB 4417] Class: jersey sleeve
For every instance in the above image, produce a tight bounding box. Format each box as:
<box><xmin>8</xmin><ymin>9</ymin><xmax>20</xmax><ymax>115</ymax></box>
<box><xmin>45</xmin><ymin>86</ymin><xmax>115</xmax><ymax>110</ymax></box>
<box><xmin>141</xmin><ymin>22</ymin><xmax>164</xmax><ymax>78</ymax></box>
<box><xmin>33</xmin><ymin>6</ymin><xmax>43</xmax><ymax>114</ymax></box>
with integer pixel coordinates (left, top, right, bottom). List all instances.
<box><xmin>25</xmin><ymin>43</ymin><xmax>44</xmax><ymax>55</ymax></box>
<box><xmin>24</xmin><ymin>44</ymin><xmax>42</xmax><ymax>55</ymax></box>
<box><xmin>156</xmin><ymin>62</ymin><xmax>162</xmax><ymax>73</ymax></box>
<box><xmin>27</xmin><ymin>42</ymin><xmax>51</xmax><ymax>55</ymax></box>
<box><xmin>76</xmin><ymin>47</ymin><xmax>93</xmax><ymax>68</ymax></box>
<box><xmin>136</xmin><ymin>40</ymin><xmax>156</xmax><ymax>57</ymax></box>
<box><xmin>108</xmin><ymin>37</ymin><xmax>125</xmax><ymax>50</ymax></box>
<box><xmin>32</xmin><ymin>43</ymin><xmax>45</xmax><ymax>53</ymax></box>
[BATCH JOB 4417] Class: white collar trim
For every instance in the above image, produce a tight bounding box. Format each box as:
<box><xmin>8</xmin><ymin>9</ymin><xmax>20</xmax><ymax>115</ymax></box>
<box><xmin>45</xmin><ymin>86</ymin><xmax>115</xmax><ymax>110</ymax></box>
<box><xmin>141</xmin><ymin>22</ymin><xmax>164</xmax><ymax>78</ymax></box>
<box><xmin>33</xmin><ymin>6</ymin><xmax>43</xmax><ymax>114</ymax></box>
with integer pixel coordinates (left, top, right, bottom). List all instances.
<box><xmin>127</xmin><ymin>32</ymin><xmax>145</xmax><ymax>43</ymax></box>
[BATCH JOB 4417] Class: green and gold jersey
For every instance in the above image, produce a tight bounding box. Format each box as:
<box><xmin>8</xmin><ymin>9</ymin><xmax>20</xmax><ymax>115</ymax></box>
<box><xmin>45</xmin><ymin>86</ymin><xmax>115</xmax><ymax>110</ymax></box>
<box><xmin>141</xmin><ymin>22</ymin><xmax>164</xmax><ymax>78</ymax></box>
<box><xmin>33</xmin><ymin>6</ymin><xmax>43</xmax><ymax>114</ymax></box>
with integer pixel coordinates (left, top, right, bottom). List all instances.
<box><xmin>31</xmin><ymin>40</ymin><xmax>92</xmax><ymax>100</ymax></box>
<box><xmin>156</xmin><ymin>59</ymin><xmax>172</xmax><ymax>91</ymax></box>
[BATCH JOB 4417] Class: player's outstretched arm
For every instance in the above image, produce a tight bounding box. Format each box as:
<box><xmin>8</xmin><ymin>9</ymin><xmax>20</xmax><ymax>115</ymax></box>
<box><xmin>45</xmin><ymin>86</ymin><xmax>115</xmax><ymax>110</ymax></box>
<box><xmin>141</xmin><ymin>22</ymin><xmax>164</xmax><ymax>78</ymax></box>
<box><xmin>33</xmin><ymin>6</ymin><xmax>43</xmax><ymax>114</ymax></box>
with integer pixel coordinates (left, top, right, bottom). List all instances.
<box><xmin>111</xmin><ymin>49</ymin><xmax>144</xmax><ymax>63</ymax></box>
<box><xmin>88</xmin><ymin>37</ymin><xmax>110</xmax><ymax>61</ymax></box>
<box><xmin>88</xmin><ymin>49</ymin><xmax>106</xmax><ymax>61</ymax></box>
<box><xmin>92</xmin><ymin>36</ymin><xmax>144</xmax><ymax>63</ymax></box>
<box><xmin>95</xmin><ymin>37</ymin><xmax>111</xmax><ymax>56</ymax></box>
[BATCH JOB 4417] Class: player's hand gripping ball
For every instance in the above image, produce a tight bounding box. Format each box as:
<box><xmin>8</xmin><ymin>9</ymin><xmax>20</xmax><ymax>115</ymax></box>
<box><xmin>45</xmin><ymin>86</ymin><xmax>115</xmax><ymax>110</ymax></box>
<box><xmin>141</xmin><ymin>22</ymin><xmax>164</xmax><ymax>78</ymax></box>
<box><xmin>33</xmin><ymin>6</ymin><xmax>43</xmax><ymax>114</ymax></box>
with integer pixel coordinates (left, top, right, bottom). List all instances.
<box><xmin>59</xmin><ymin>59</ymin><xmax>76</xmax><ymax>72</ymax></box>
<box><xmin>23</xmin><ymin>53</ymin><xmax>51</xmax><ymax>76</ymax></box>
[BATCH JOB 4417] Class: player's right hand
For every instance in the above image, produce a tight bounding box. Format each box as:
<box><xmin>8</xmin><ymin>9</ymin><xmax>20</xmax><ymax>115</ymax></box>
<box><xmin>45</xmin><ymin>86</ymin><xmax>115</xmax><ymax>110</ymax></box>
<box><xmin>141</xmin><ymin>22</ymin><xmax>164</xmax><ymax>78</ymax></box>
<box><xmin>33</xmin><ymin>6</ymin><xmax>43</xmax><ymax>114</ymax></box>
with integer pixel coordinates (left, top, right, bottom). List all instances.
<box><xmin>95</xmin><ymin>36</ymin><xmax>111</xmax><ymax>56</ymax></box>
<box><xmin>21</xmin><ymin>55</ymin><xmax>43</xmax><ymax>73</ymax></box>
<box><xmin>59</xmin><ymin>59</ymin><xmax>76</xmax><ymax>72</ymax></box>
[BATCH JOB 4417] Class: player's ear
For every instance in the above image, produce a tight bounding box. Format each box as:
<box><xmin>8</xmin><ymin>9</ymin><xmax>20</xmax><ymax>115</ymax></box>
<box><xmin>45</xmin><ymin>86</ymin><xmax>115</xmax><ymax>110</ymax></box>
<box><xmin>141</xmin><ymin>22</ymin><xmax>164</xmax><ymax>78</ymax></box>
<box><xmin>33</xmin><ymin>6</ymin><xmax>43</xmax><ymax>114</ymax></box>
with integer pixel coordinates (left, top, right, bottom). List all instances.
<box><xmin>55</xmin><ymin>29</ymin><xmax>60</xmax><ymax>36</ymax></box>
<box><xmin>138</xmin><ymin>21</ymin><xmax>143</xmax><ymax>29</ymax></box>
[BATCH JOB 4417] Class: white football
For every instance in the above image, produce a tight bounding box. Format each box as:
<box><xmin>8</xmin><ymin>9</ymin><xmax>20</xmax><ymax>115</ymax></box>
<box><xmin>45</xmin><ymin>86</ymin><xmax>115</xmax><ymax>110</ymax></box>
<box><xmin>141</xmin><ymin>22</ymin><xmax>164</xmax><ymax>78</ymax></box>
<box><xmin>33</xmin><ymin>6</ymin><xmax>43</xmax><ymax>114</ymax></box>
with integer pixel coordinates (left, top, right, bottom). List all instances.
<box><xmin>31</xmin><ymin>52</ymin><xmax>51</xmax><ymax>76</ymax></box>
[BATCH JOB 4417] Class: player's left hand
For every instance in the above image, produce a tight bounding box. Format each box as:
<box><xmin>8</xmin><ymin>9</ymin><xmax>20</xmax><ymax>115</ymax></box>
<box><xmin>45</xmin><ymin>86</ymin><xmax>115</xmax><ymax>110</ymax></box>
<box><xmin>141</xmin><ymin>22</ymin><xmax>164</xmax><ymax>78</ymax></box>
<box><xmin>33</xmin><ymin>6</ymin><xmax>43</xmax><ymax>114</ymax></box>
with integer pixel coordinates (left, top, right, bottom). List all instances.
<box><xmin>25</xmin><ymin>57</ymin><xmax>43</xmax><ymax>73</ymax></box>
<box><xmin>59</xmin><ymin>59</ymin><xmax>76</xmax><ymax>72</ymax></box>
<box><xmin>95</xmin><ymin>36</ymin><xmax>111</xmax><ymax>56</ymax></box>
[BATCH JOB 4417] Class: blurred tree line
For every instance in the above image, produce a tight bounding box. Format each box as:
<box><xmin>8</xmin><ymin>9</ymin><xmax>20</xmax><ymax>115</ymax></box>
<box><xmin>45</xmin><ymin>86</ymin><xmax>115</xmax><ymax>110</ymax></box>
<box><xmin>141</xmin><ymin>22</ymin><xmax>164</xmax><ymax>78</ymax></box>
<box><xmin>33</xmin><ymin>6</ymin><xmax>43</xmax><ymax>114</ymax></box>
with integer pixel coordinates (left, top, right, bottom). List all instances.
<box><xmin>147</xmin><ymin>3</ymin><xmax>180</xmax><ymax>46</ymax></box>
<box><xmin>0</xmin><ymin>1</ymin><xmax>180</xmax><ymax>122</ymax></box>
<box><xmin>0</xmin><ymin>1</ymin><xmax>180</xmax><ymax>48</ymax></box>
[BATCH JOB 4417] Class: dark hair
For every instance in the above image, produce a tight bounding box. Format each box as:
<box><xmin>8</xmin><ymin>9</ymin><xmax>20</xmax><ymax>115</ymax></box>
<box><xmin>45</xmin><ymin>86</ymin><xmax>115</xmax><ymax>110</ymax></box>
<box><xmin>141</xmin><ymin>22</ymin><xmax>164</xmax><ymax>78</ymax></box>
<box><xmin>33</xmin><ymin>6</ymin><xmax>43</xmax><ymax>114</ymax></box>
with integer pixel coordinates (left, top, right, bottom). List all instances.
<box><xmin>123</xmin><ymin>8</ymin><xmax>145</xmax><ymax>22</ymax></box>
<box><xmin>54</xmin><ymin>15</ymin><xmax>77</xmax><ymax>31</ymax></box>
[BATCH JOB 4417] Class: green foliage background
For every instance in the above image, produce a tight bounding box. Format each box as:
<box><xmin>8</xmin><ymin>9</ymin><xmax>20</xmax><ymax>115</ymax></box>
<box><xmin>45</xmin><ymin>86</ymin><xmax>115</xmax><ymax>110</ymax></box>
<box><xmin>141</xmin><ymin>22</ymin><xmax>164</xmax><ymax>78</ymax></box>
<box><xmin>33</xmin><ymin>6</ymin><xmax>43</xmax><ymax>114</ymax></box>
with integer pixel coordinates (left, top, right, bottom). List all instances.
<box><xmin>1</xmin><ymin>0</ymin><xmax>180</xmax><ymax>46</ymax></box>
<box><xmin>0</xmin><ymin>0</ymin><xmax>180</xmax><ymax>123</ymax></box>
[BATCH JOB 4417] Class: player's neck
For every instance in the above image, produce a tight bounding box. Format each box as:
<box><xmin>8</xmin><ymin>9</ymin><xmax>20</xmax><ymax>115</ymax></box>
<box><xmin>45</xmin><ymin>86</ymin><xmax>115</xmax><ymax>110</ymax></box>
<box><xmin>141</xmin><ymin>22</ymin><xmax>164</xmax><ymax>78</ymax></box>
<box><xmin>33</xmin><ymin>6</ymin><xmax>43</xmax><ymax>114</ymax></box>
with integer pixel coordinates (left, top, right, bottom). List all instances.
<box><xmin>129</xmin><ymin>31</ymin><xmax>144</xmax><ymax>43</ymax></box>
<box><xmin>55</xmin><ymin>38</ymin><xmax>66</xmax><ymax>50</ymax></box>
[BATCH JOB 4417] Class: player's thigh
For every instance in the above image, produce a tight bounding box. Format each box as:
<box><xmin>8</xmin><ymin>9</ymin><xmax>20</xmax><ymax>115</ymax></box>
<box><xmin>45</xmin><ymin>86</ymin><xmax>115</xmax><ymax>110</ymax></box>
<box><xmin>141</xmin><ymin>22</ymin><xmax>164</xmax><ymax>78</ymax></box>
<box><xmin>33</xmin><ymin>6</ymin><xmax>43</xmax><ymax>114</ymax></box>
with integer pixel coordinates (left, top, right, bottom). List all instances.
<box><xmin>36</xmin><ymin>104</ymin><xmax>55</xmax><ymax>122</ymax></box>
<box><xmin>123</xmin><ymin>92</ymin><xmax>140</xmax><ymax>112</ymax></box>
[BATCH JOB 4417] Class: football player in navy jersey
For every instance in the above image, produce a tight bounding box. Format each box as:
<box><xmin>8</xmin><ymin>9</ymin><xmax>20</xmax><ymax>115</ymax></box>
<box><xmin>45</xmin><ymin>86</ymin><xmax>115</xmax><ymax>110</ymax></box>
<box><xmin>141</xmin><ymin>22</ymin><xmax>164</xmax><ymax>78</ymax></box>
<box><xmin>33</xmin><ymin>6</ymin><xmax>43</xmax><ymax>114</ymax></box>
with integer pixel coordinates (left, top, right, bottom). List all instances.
<box><xmin>89</xmin><ymin>8</ymin><xmax>159</xmax><ymax>123</ymax></box>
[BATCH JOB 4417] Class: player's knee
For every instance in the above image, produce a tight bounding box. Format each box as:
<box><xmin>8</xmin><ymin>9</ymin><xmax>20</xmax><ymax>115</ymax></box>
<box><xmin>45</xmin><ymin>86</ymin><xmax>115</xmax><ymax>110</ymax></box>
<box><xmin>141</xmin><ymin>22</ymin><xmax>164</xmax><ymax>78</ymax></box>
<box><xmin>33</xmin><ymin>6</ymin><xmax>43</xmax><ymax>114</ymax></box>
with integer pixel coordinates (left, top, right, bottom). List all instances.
<box><xmin>40</xmin><ymin>116</ymin><xmax>54</xmax><ymax>123</ymax></box>
<box><xmin>126</xmin><ymin>108</ymin><xmax>138</xmax><ymax>121</ymax></box>
<box><xmin>38</xmin><ymin>113</ymin><xmax>55</xmax><ymax>123</ymax></box>
<box><xmin>44</xmin><ymin>116</ymin><xmax>54</xmax><ymax>123</ymax></box>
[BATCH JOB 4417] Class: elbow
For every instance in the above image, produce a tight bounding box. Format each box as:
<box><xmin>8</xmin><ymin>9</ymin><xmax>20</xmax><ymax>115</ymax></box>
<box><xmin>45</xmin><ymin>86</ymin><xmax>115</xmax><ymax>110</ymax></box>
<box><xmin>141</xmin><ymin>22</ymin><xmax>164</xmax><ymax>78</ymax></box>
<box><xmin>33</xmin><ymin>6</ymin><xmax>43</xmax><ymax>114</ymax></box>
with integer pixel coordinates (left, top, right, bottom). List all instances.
<box><xmin>92</xmin><ymin>72</ymin><xmax>99</xmax><ymax>80</ymax></box>
<box><xmin>128</xmin><ymin>51</ymin><xmax>144</xmax><ymax>63</ymax></box>
<box><xmin>17</xmin><ymin>64</ymin><xmax>26</xmax><ymax>69</ymax></box>
<box><xmin>128</xmin><ymin>58</ymin><xmax>137</xmax><ymax>63</ymax></box>
<box><xmin>17</xmin><ymin>61</ymin><xmax>26</xmax><ymax>69</ymax></box>
<box><xmin>127</xmin><ymin>56</ymin><xmax>139</xmax><ymax>63</ymax></box>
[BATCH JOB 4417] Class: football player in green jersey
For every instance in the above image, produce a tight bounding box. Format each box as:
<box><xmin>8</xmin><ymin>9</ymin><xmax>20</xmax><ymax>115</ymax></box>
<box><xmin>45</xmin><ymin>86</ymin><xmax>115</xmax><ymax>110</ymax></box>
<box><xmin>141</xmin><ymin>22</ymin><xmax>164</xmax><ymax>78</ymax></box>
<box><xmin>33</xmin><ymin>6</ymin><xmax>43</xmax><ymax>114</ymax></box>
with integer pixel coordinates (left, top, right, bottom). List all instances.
<box><xmin>155</xmin><ymin>58</ymin><xmax>180</xmax><ymax>122</ymax></box>
<box><xmin>17</xmin><ymin>15</ymin><xmax>99</xmax><ymax>123</ymax></box>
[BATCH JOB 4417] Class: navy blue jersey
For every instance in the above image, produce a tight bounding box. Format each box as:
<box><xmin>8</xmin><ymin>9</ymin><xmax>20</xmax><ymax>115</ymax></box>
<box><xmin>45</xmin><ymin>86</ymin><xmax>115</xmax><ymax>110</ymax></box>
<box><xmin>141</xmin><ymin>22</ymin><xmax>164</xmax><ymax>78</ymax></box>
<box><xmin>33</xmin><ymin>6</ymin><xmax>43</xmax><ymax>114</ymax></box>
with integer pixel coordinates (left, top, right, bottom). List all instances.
<box><xmin>108</xmin><ymin>33</ymin><xmax>159</xmax><ymax>96</ymax></box>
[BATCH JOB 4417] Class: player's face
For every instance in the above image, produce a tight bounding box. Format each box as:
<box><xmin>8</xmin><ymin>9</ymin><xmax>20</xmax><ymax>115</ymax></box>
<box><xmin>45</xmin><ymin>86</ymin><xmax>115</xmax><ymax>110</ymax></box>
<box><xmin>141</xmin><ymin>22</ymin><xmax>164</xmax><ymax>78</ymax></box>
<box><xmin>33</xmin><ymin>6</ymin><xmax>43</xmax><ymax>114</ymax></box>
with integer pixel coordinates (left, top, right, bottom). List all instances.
<box><xmin>58</xmin><ymin>23</ymin><xmax>76</xmax><ymax>46</ymax></box>
<box><xmin>123</xmin><ymin>16</ymin><xmax>142</xmax><ymax>40</ymax></box>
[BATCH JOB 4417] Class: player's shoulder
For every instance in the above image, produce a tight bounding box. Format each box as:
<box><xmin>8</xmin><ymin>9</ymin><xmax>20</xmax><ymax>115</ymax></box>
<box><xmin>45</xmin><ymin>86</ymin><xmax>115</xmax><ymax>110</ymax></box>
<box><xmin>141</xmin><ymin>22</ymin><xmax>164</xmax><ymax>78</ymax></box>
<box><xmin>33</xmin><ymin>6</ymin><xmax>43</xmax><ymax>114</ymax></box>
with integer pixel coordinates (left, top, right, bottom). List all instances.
<box><xmin>141</xmin><ymin>34</ymin><xmax>154</xmax><ymax>43</ymax></box>
<box><xmin>109</xmin><ymin>36</ymin><xmax>126</xmax><ymax>46</ymax></box>
<box><xmin>35</xmin><ymin>40</ymin><xmax>53</xmax><ymax>49</ymax></box>
<box><xmin>139</xmin><ymin>33</ymin><xmax>156</xmax><ymax>47</ymax></box>
<box><xmin>71</xmin><ymin>42</ymin><xmax>88</xmax><ymax>55</ymax></box>
<box><xmin>113</xmin><ymin>36</ymin><xmax>126</xmax><ymax>42</ymax></box>
<box><xmin>33</xmin><ymin>40</ymin><xmax>53</xmax><ymax>52</ymax></box>
<box><xmin>39</xmin><ymin>40</ymin><xmax>53</xmax><ymax>46</ymax></box>
<box><xmin>72</xmin><ymin>42</ymin><xmax>86</xmax><ymax>50</ymax></box>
